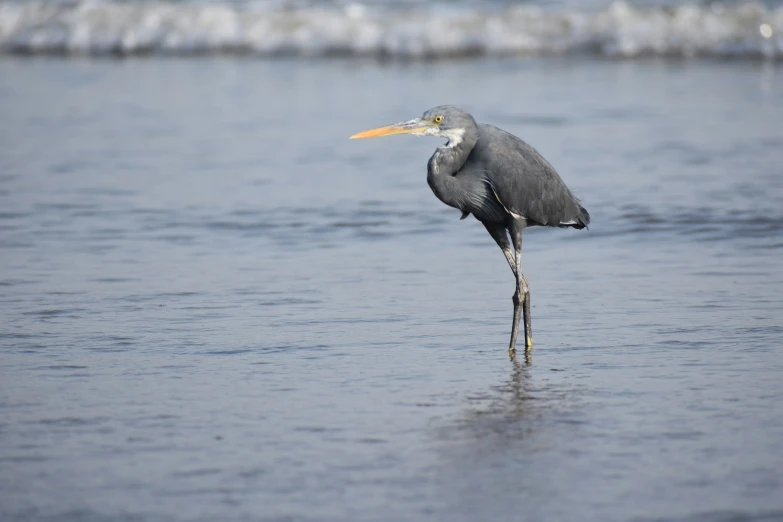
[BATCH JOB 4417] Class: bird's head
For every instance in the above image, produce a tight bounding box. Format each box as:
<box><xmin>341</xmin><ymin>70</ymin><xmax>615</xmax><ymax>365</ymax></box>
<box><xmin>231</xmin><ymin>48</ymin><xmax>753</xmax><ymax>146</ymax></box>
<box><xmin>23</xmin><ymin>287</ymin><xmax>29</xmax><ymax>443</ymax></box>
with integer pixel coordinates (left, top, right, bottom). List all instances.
<box><xmin>350</xmin><ymin>105</ymin><xmax>476</xmax><ymax>147</ymax></box>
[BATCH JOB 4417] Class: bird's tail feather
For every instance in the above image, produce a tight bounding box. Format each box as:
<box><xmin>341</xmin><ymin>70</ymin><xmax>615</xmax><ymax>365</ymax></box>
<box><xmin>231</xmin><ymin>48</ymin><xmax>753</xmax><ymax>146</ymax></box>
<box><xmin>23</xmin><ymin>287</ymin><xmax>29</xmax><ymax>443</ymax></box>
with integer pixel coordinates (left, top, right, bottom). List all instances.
<box><xmin>578</xmin><ymin>206</ymin><xmax>590</xmax><ymax>228</ymax></box>
<box><xmin>562</xmin><ymin>206</ymin><xmax>590</xmax><ymax>230</ymax></box>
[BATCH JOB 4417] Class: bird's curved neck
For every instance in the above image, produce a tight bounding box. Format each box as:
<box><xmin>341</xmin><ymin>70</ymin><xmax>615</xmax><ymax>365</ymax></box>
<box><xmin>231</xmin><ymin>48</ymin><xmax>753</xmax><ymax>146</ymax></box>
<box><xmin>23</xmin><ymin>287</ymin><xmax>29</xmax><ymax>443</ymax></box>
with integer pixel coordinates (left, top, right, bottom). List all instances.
<box><xmin>427</xmin><ymin>129</ymin><xmax>477</xmax><ymax>177</ymax></box>
<box><xmin>426</xmin><ymin>128</ymin><xmax>478</xmax><ymax>210</ymax></box>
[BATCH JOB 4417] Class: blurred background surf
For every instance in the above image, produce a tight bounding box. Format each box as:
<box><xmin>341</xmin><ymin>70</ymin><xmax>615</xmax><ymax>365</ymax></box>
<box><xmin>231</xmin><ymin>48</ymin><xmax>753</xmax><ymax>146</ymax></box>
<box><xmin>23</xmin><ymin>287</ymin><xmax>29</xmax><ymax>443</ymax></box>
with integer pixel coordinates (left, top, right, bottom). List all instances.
<box><xmin>0</xmin><ymin>0</ymin><xmax>781</xmax><ymax>58</ymax></box>
<box><xmin>1</xmin><ymin>2</ymin><xmax>782</xmax><ymax>522</ymax></box>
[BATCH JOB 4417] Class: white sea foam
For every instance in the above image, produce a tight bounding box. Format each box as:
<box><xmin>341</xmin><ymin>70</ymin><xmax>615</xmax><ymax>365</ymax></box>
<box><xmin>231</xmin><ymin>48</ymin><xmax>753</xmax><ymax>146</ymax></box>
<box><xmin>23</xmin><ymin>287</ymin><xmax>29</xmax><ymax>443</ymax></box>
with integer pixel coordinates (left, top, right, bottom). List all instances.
<box><xmin>0</xmin><ymin>1</ymin><xmax>780</xmax><ymax>58</ymax></box>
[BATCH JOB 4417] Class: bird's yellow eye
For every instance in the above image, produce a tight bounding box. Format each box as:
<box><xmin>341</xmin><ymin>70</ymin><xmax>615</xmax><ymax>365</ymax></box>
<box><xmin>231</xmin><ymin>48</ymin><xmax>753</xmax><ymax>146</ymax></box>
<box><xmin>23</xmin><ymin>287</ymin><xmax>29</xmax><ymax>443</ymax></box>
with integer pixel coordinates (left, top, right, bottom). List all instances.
<box><xmin>434</xmin><ymin>115</ymin><xmax>443</xmax><ymax>123</ymax></box>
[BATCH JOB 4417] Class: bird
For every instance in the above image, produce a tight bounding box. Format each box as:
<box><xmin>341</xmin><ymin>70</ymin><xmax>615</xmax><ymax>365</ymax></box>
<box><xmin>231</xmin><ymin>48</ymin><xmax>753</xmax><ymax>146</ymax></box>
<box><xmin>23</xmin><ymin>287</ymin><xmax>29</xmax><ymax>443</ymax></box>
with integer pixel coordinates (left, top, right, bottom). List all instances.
<box><xmin>350</xmin><ymin>106</ymin><xmax>589</xmax><ymax>357</ymax></box>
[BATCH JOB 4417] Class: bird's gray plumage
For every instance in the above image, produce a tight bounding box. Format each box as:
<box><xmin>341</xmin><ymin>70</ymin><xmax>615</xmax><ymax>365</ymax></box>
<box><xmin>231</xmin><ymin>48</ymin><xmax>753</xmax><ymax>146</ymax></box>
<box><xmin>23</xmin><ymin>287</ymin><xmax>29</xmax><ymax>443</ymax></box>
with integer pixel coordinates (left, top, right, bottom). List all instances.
<box><xmin>350</xmin><ymin>104</ymin><xmax>590</xmax><ymax>356</ymax></box>
<box><xmin>424</xmin><ymin>106</ymin><xmax>590</xmax><ymax>230</ymax></box>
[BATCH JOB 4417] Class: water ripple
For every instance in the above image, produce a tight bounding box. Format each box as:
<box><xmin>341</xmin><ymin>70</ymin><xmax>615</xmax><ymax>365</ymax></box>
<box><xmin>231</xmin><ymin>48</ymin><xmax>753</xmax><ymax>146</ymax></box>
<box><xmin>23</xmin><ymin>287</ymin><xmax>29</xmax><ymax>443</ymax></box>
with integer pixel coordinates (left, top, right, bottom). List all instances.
<box><xmin>599</xmin><ymin>204</ymin><xmax>783</xmax><ymax>245</ymax></box>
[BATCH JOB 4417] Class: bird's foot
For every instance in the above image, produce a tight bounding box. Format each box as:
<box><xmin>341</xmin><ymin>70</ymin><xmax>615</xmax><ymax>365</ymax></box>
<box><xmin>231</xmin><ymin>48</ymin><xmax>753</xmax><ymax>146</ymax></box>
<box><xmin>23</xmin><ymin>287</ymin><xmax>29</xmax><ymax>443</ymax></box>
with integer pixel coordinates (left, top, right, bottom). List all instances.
<box><xmin>525</xmin><ymin>336</ymin><xmax>533</xmax><ymax>350</ymax></box>
<box><xmin>508</xmin><ymin>346</ymin><xmax>516</xmax><ymax>359</ymax></box>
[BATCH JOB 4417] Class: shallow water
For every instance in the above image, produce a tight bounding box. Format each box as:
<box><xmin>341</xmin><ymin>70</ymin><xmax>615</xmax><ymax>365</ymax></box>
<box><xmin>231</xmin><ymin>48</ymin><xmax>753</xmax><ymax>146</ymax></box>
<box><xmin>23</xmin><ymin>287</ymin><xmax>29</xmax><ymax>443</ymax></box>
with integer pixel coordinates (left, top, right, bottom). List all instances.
<box><xmin>1</xmin><ymin>57</ymin><xmax>783</xmax><ymax>521</ymax></box>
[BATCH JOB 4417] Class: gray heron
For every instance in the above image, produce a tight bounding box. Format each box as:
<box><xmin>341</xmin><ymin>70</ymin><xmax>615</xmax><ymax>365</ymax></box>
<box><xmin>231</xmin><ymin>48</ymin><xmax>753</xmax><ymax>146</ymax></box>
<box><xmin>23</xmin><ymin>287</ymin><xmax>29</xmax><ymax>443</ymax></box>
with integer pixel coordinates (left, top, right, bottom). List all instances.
<box><xmin>350</xmin><ymin>106</ymin><xmax>589</xmax><ymax>356</ymax></box>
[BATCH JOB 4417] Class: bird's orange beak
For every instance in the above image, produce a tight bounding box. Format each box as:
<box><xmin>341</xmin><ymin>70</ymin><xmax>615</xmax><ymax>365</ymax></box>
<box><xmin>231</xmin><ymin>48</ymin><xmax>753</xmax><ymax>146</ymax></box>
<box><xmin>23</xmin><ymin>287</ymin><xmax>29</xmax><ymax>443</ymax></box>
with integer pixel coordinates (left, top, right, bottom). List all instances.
<box><xmin>350</xmin><ymin>118</ymin><xmax>432</xmax><ymax>139</ymax></box>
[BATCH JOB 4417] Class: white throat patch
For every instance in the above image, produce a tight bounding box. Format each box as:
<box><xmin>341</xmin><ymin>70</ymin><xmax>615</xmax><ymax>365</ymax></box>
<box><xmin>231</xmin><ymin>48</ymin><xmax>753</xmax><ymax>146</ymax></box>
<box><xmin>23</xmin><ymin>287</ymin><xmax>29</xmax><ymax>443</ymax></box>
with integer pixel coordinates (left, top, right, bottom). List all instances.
<box><xmin>442</xmin><ymin>128</ymin><xmax>466</xmax><ymax>148</ymax></box>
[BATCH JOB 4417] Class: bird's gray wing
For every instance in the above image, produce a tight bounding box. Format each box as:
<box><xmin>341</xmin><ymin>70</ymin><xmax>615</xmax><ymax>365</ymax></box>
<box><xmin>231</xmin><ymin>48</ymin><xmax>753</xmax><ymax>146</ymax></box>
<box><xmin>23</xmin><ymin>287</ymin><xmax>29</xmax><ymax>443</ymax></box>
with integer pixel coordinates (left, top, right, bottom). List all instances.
<box><xmin>474</xmin><ymin>124</ymin><xmax>587</xmax><ymax>228</ymax></box>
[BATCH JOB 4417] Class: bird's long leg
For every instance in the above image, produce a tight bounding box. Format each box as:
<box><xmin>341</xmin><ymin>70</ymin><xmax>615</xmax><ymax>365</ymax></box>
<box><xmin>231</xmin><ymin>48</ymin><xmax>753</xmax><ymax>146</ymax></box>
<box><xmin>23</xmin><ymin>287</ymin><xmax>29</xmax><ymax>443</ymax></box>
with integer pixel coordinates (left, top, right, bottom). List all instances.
<box><xmin>483</xmin><ymin>222</ymin><xmax>522</xmax><ymax>357</ymax></box>
<box><xmin>509</xmin><ymin>221</ymin><xmax>532</xmax><ymax>352</ymax></box>
<box><xmin>483</xmin><ymin>222</ymin><xmax>517</xmax><ymax>277</ymax></box>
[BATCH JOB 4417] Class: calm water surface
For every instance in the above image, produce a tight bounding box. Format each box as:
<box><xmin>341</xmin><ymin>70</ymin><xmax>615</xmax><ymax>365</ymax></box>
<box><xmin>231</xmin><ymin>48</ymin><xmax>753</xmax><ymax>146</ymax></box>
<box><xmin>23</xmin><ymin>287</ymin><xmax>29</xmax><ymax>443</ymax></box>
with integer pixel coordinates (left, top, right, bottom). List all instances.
<box><xmin>1</xmin><ymin>58</ymin><xmax>782</xmax><ymax>522</ymax></box>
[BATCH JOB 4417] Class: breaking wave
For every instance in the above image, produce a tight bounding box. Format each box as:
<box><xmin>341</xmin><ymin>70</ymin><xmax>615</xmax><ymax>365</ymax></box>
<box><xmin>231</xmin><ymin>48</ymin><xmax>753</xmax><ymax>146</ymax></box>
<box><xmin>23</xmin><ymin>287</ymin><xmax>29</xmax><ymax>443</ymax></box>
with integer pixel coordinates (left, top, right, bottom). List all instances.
<box><xmin>0</xmin><ymin>0</ymin><xmax>780</xmax><ymax>59</ymax></box>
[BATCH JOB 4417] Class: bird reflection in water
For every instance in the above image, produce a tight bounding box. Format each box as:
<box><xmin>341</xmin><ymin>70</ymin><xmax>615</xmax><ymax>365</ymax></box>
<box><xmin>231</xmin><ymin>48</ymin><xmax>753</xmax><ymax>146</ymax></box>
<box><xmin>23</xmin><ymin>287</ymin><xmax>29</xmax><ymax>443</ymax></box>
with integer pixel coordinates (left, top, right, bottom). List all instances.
<box><xmin>438</xmin><ymin>357</ymin><xmax>541</xmax><ymax>443</ymax></box>
<box><xmin>511</xmin><ymin>346</ymin><xmax>533</xmax><ymax>366</ymax></box>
